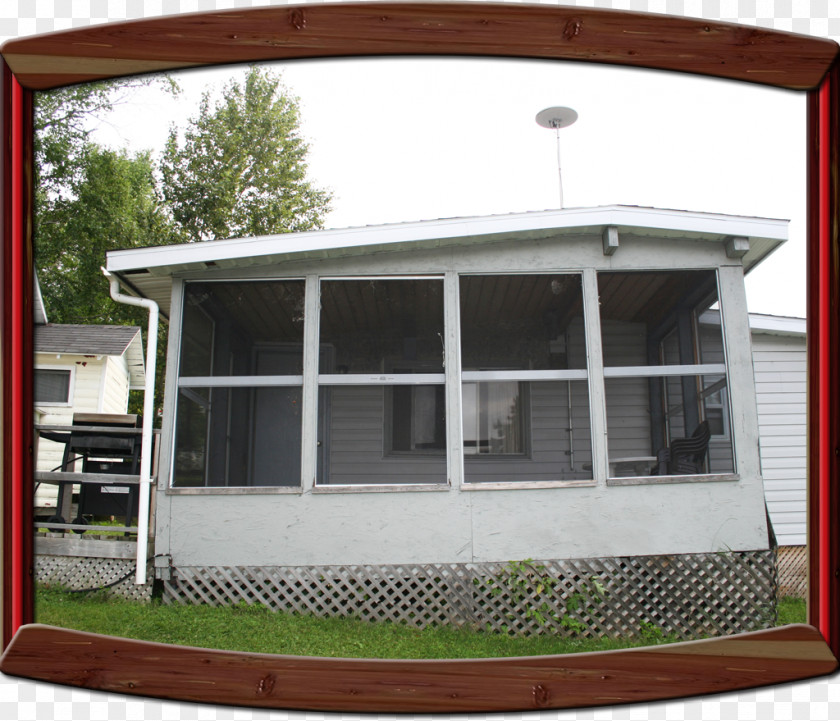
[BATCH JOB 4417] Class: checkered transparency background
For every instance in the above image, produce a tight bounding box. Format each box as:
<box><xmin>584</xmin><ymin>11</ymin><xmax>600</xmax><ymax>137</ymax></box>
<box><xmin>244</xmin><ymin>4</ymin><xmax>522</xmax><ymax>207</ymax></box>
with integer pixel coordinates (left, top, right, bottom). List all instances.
<box><xmin>1</xmin><ymin>0</ymin><xmax>839</xmax><ymax>719</ymax></box>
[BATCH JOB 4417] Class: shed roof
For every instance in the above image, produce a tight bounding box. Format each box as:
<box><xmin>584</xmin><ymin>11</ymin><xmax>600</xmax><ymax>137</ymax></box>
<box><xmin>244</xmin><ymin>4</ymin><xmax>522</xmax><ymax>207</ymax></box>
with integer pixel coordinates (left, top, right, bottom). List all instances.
<box><xmin>106</xmin><ymin>205</ymin><xmax>788</xmax><ymax>316</ymax></box>
<box><xmin>34</xmin><ymin>324</ymin><xmax>145</xmax><ymax>388</ymax></box>
<box><xmin>749</xmin><ymin>313</ymin><xmax>806</xmax><ymax>337</ymax></box>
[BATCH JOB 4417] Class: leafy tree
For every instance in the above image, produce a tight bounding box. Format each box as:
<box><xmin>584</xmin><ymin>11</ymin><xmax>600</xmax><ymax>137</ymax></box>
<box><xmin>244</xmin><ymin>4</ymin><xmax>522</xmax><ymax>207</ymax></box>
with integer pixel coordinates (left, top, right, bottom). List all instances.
<box><xmin>36</xmin><ymin>145</ymin><xmax>177</xmax><ymax>325</ymax></box>
<box><xmin>34</xmin><ymin>76</ymin><xmax>177</xmax><ymax>198</ymax></box>
<box><xmin>34</xmin><ymin>75</ymin><xmax>180</xmax><ymax>323</ymax></box>
<box><xmin>34</xmin><ymin>78</ymin><xmax>180</xmax><ymax>420</ymax></box>
<box><xmin>160</xmin><ymin>66</ymin><xmax>331</xmax><ymax>241</ymax></box>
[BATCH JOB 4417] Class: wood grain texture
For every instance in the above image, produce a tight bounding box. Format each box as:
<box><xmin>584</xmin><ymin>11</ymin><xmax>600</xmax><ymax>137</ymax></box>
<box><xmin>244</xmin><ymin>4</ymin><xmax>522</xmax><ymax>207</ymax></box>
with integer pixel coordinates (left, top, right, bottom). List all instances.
<box><xmin>0</xmin><ymin>2</ymin><xmax>837</xmax><ymax>91</ymax></box>
<box><xmin>0</xmin><ymin>623</ymin><xmax>836</xmax><ymax>712</ymax></box>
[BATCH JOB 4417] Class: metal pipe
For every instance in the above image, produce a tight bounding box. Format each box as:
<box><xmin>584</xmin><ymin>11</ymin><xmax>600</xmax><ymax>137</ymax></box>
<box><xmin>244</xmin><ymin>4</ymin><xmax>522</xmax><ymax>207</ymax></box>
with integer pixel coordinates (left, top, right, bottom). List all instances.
<box><xmin>102</xmin><ymin>268</ymin><xmax>158</xmax><ymax>585</ymax></box>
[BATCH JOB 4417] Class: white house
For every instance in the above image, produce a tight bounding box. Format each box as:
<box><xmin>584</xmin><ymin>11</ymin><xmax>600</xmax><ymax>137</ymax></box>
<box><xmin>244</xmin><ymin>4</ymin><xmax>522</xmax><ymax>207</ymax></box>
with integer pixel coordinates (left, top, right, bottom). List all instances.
<box><xmin>104</xmin><ymin>205</ymin><xmax>788</xmax><ymax>638</ymax></box>
<box><xmin>34</xmin><ymin>279</ymin><xmax>145</xmax><ymax>516</ymax></box>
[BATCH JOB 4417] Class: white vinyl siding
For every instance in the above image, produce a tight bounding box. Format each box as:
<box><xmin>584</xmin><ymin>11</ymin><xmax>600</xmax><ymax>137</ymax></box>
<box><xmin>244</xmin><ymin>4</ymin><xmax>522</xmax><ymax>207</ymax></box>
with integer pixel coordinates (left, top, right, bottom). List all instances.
<box><xmin>325</xmin><ymin>386</ymin><xmax>445</xmax><ymax>485</ymax></box>
<box><xmin>34</xmin><ymin>353</ymin><xmax>132</xmax><ymax>511</ymax></box>
<box><xmin>752</xmin><ymin>333</ymin><xmax>807</xmax><ymax>546</ymax></box>
<box><xmin>100</xmin><ymin>354</ymin><xmax>132</xmax><ymax>414</ymax></box>
<box><xmin>35</xmin><ymin>356</ymin><xmax>105</xmax><ymax>474</ymax></box>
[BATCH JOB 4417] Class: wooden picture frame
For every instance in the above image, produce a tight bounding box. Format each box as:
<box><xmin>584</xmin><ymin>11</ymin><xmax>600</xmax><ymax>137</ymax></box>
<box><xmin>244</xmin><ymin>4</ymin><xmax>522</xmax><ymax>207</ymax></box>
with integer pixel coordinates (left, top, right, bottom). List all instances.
<box><xmin>1</xmin><ymin>2</ymin><xmax>838</xmax><ymax>713</ymax></box>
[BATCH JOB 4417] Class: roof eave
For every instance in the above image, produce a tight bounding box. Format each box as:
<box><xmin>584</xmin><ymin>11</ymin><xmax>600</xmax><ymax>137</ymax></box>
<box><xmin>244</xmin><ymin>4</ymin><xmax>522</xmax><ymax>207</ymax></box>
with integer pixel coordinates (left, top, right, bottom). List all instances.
<box><xmin>106</xmin><ymin>206</ymin><xmax>790</xmax><ymax>279</ymax></box>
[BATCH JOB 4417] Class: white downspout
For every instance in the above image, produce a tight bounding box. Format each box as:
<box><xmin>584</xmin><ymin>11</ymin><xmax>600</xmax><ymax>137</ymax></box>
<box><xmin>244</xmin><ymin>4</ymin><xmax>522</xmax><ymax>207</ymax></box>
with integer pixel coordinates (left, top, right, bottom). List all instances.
<box><xmin>102</xmin><ymin>268</ymin><xmax>158</xmax><ymax>585</ymax></box>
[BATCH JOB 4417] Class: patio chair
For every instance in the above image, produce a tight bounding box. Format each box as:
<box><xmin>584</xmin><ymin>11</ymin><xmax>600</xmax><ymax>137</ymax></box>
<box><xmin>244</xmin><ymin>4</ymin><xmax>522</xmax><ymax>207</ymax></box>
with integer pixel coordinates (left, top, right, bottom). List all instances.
<box><xmin>655</xmin><ymin>420</ymin><xmax>711</xmax><ymax>475</ymax></box>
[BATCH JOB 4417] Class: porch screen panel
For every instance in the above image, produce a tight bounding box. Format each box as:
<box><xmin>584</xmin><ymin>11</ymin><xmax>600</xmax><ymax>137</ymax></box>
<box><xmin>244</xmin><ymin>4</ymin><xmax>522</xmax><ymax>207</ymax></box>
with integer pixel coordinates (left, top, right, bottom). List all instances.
<box><xmin>173</xmin><ymin>280</ymin><xmax>306</xmax><ymax>488</ymax></box>
<box><xmin>459</xmin><ymin>274</ymin><xmax>592</xmax><ymax>483</ymax></box>
<box><xmin>597</xmin><ymin>270</ymin><xmax>734</xmax><ymax>478</ymax></box>
<box><xmin>179</xmin><ymin>281</ymin><xmax>305</xmax><ymax>376</ymax></box>
<box><xmin>317</xmin><ymin>278</ymin><xmax>447</xmax><ymax>486</ymax></box>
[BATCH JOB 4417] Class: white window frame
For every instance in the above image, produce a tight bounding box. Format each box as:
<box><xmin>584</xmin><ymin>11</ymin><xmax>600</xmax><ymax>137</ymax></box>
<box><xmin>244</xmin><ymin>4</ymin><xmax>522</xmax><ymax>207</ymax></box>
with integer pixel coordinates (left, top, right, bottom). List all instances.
<box><xmin>314</xmin><ymin>275</ymin><xmax>449</xmax><ymax>488</ymax></box>
<box><xmin>596</xmin><ymin>268</ymin><xmax>738</xmax><ymax>485</ymax></box>
<box><xmin>170</xmin><ymin>278</ymin><xmax>306</xmax><ymax>491</ymax></box>
<box><xmin>457</xmin><ymin>271</ymin><xmax>593</xmax><ymax>484</ymax></box>
<box><xmin>165</xmin><ymin>266</ymin><xmax>744</xmax><ymax>494</ymax></box>
<box><xmin>34</xmin><ymin>365</ymin><xmax>75</xmax><ymax>407</ymax></box>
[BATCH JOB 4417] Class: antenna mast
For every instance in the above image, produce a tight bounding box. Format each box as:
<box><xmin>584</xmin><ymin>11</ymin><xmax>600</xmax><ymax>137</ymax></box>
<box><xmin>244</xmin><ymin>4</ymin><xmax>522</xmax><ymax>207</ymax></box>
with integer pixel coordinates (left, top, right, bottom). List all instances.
<box><xmin>536</xmin><ymin>107</ymin><xmax>578</xmax><ymax>209</ymax></box>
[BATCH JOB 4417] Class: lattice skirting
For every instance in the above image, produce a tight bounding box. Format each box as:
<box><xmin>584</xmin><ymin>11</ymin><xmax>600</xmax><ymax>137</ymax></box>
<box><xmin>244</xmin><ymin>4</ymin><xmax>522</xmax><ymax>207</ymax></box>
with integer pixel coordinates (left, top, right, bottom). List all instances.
<box><xmin>161</xmin><ymin>550</ymin><xmax>777</xmax><ymax>640</ymax></box>
<box><xmin>36</xmin><ymin>555</ymin><xmax>154</xmax><ymax>602</ymax></box>
<box><xmin>777</xmin><ymin>545</ymin><xmax>807</xmax><ymax>599</ymax></box>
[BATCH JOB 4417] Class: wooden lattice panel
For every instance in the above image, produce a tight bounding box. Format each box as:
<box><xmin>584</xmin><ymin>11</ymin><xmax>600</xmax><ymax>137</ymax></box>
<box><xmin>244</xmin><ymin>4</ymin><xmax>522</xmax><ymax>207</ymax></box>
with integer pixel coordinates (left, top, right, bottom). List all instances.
<box><xmin>777</xmin><ymin>545</ymin><xmax>807</xmax><ymax>599</ymax></box>
<box><xmin>36</xmin><ymin>555</ymin><xmax>154</xmax><ymax>602</ymax></box>
<box><xmin>162</xmin><ymin>551</ymin><xmax>776</xmax><ymax>640</ymax></box>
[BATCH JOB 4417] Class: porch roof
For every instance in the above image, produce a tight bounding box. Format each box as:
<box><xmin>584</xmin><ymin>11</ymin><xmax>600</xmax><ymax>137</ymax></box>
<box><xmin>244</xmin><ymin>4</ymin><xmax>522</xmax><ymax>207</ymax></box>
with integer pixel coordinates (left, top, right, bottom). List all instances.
<box><xmin>105</xmin><ymin>205</ymin><xmax>788</xmax><ymax>317</ymax></box>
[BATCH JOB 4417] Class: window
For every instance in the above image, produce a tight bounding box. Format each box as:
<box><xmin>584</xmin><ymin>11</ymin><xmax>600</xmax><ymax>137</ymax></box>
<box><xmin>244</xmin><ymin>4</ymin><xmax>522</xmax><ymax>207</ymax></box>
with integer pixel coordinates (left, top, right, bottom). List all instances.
<box><xmin>703</xmin><ymin>385</ymin><xmax>729</xmax><ymax>437</ymax></box>
<box><xmin>34</xmin><ymin>368</ymin><xmax>71</xmax><ymax>405</ymax></box>
<box><xmin>317</xmin><ymin>278</ymin><xmax>447</xmax><ymax>485</ymax></box>
<box><xmin>459</xmin><ymin>274</ymin><xmax>591</xmax><ymax>483</ymax></box>
<box><xmin>172</xmin><ymin>280</ymin><xmax>305</xmax><ymax>488</ymax></box>
<box><xmin>598</xmin><ymin>269</ymin><xmax>734</xmax><ymax>478</ymax></box>
<box><xmin>389</xmin><ymin>383</ymin><xmax>446</xmax><ymax>453</ymax></box>
<box><xmin>462</xmin><ymin>381</ymin><xmax>525</xmax><ymax>455</ymax></box>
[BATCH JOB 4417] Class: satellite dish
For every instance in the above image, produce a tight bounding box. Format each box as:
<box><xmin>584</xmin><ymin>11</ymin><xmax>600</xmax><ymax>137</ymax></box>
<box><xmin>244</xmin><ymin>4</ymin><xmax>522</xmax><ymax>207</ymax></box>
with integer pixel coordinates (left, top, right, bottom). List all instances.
<box><xmin>536</xmin><ymin>107</ymin><xmax>578</xmax><ymax>209</ymax></box>
<box><xmin>535</xmin><ymin>106</ymin><xmax>578</xmax><ymax>130</ymax></box>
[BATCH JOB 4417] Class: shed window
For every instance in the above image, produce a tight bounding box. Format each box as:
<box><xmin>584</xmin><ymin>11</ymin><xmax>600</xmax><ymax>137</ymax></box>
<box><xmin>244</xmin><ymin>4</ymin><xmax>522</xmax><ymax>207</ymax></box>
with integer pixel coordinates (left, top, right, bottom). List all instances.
<box><xmin>35</xmin><ymin>368</ymin><xmax>71</xmax><ymax>404</ymax></box>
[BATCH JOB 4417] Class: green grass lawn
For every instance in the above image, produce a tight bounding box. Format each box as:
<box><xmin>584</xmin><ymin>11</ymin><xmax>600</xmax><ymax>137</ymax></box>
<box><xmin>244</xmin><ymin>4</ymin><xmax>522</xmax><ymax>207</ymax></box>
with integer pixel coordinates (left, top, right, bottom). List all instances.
<box><xmin>34</xmin><ymin>586</ymin><xmax>807</xmax><ymax>659</ymax></box>
<box><xmin>777</xmin><ymin>595</ymin><xmax>807</xmax><ymax>625</ymax></box>
<box><xmin>36</xmin><ymin>517</ymin><xmax>134</xmax><ymax>537</ymax></box>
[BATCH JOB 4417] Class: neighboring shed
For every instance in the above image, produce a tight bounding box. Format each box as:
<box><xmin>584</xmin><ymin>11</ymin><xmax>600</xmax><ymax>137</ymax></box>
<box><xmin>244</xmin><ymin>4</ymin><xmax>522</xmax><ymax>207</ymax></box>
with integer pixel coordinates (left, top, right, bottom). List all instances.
<box><xmin>34</xmin><ymin>314</ymin><xmax>145</xmax><ymax>515</ymax></box>
<box><xmin>747</xmin><ymin>314</ymin><xmax>807</xmax><ymax>546</ymax></box>
<box><xmin>105</xmin><ymin>205</ymin><xmax>786</xmax><ymax>638</ymax></box>
<box><xmin>750</xmin><ymin>314</ymin><xmax>807</xmax><ymax>597</ymax></box>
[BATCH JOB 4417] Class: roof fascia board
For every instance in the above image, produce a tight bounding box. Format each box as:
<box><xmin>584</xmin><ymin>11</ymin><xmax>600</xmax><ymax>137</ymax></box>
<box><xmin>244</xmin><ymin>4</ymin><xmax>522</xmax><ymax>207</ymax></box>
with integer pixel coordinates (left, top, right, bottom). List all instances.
<box><xmin>106</xmin><ymin>206</ymin><xmax>789</xmax><ymax>276</ymax></box>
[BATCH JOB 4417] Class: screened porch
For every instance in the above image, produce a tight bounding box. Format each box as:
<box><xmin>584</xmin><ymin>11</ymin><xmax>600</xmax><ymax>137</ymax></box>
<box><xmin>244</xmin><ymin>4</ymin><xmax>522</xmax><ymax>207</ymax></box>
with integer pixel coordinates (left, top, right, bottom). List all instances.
<box><xmin>170</xmin><ymin>267</ymin><xmax>734</xmax><ymax>489</ymax></box>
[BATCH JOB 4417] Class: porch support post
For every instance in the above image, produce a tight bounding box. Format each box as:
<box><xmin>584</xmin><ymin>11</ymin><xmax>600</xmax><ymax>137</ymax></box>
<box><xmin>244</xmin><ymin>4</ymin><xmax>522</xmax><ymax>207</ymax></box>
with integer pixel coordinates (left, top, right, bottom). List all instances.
<box><xmin>716</xmin><ymin>265</ymin><xmax>763</xmax><ymax>487</ymax></box>
<box><xmin>300</xmin><ymin>274</ymin><xmax>321</xmax><ymax>492</ymax></box>
<box><xmin>581</xmin><ymin>268</ymin><xmax>608</xmax><ymax>484</ymax></box>
<box><xmin>444</xmin><ymin>271</ymin><xmax>463</xmax><ymax>489</ymax></box>
<box><xmin>152</xmin><ymin>278</ymin><xmax>184</xmax><ymax>565</ymax></box>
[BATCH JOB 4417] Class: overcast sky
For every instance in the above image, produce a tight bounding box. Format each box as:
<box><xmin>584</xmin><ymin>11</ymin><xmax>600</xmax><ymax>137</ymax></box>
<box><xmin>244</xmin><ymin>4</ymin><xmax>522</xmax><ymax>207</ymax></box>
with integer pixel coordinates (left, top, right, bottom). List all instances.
<box><xmin>92</xmin><ymin>55</ymin><xmax>806</xmax><ymax>317</ymax></box>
